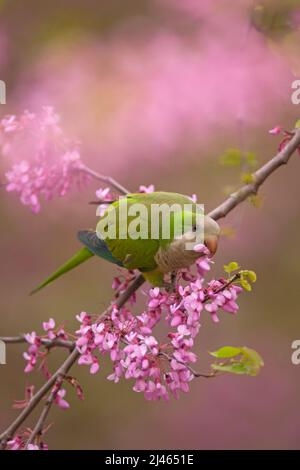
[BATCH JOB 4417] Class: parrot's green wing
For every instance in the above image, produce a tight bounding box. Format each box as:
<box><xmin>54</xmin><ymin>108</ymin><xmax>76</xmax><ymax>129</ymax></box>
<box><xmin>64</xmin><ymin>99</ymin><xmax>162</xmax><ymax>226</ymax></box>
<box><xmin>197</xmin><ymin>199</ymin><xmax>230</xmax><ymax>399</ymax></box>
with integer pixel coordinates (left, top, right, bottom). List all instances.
<box><xmin>31</xmin><ymin>191</ymin><xmax>197</xmax><ymax>294</ymax></box>
<box><xmin>100</xmin><ymin>191</ymin><xmax>194</xmax><ymax>271</ymax></box>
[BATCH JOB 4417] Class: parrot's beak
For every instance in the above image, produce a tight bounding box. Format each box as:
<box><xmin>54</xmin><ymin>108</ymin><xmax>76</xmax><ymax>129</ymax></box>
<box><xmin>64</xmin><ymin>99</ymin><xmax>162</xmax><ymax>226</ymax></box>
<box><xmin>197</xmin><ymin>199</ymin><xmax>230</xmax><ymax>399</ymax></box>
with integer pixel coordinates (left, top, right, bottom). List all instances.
<box><xmin>205</xmin><ymin>236</ymin><xmax>218</xmax><ymax>256</ymax></box>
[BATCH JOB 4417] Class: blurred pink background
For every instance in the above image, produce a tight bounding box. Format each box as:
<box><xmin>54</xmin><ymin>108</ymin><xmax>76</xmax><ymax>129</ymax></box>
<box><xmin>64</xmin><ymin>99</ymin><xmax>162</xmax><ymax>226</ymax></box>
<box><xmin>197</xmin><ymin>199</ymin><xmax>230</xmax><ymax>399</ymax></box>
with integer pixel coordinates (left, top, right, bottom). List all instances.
<box><xmin>1</xmin><ymin>0</ymin><xmax>300</xmax><ymax>449</ymax></box>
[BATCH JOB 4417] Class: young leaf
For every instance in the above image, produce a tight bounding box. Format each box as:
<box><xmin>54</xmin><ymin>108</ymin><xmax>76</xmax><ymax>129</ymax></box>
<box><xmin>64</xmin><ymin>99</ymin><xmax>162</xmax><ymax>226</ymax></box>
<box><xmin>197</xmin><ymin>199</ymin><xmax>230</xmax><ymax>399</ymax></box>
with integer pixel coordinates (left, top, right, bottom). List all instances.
<box><xmin>248</xmin><ymin>194</ymin><xmax>263</xmax><ymax>208</ymax></box>
<box><xmin>242</xmin><ymin>270</ymin><xmax>257</xmax><ymax>283</ymax></box>
<box><xmin>240</xmin><ymin>347</ymin><xmax>264</xmax><ymax>375</ymax></box>
<box><xmin>234</xmin><ymin>269</ymin><xmax>257</xmax><ymax>290</ymax></box>
<box><xmin>241</xmin><ymin>172</ymin><xmax>254</xmax><ymax>184</ymax></box>
<box><xmin>212</xmin><ymin>363</ymin><xmax>250</xmax><ymax>375</ymax></box>
<box><xmin>210</xmin><ymin>346</ymin><xmax>242</xmax><ymax>358</ymax></box>
<box><xmin>220</xmin><ymin>148</ymin><xmax>241</xmax><ymax>167</ymax></box>
<box><xmin>210</xmin><ymin>345</ymin><xmax>264</xmax><ymax>377</ymax></box>
<box><xmin>224</xmin><ymin>261</ymin><xmax>240</xmax><ymax>275</ymax></box>
<box><xmin>240</xmin><ymin>279</ymin><xmax>252</xmax><ymax>291</ymax></box>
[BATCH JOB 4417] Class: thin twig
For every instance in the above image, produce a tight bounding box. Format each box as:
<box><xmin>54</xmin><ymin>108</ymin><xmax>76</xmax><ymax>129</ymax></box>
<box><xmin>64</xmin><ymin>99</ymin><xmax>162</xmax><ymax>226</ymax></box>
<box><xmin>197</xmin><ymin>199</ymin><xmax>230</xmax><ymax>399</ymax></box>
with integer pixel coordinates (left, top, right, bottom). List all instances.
<box><xmin>25</xmin><ymin>378</ymin><xmax>63</xmax><ymax>448</ymax></box>
<box><xmin>203</xmin><ymin>272</ymin><xmax>241</xmax><ymax>301</ymax></box>
<box><xmin>88</xmin><ymin>200</ymin><xmax>116</xmax><ymax>205</ymax></box>
<box><xmin>0</xmin><ymin>336</ymin><xmax>74</xmax><ymax>350</ymax></box>
<box><xmin>159</xmin><ymin>351</ymin><xmax>217</xmax><ymax>379</ymax></box>
<box><xmin>208</xmin><ymin>129</ymin><xmax>300</xmax><ymax>221</ymax></box>
<box><xmin>80</xmin><ymin>165</ymin><xmax>130</xmax><ymax>195</ymax></box>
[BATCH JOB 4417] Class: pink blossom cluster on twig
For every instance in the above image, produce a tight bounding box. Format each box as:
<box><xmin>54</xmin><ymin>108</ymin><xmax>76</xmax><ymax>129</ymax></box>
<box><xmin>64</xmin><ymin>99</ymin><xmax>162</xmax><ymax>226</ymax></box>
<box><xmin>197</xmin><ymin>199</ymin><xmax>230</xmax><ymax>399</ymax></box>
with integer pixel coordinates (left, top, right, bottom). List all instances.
<box><xmin>0</xmin><ymin>107</ymin><xmax>88</xmax><ymax>212</ymax></box>
<box><xmin>22</xmin><ymin>247</ymin><xmax>242</xmax><ymax>409</ymax></box>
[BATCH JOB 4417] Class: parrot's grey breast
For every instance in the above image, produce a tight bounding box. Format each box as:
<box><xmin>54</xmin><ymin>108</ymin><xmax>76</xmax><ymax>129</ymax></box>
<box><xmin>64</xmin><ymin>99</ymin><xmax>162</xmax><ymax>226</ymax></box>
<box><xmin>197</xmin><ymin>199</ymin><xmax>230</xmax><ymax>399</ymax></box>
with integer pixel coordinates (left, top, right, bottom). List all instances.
<box><xmin>154</xmin><ymin>238</ymin><xmax>199</xmax><ymax>273</ymax></box>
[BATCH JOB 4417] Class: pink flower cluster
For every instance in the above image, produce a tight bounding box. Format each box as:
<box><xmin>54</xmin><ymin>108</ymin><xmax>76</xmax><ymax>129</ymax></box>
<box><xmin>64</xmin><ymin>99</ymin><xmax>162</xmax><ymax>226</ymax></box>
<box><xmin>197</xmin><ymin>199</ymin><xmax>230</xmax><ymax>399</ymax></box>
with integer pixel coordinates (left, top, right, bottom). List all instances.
<box><xmin>23</xmin><ymin>318</ymin><xmax>70</xmax><ymax>410</ymax></box>
<box><xmin>7</xmin><ymin>435</ymin><xmax>48</xmax><ymax>451</ymax></box>
<box><xmin>75</xmin><ymin>305</ymin><xmax>196</xmax><ymax>401</ymax></box>
<box><xmin>75</xmin><ymin>247</ymin><xmax>243</xmax><ymax>400</ymax></box>
<box><xmin>1</xmin><ymin>107</ymin><xmax>87</xmax><ymax>212</ymax></box>
<box><xmin>21</xmin><ymin>248</ymin><xmax>244</xmax><ymax>407</ymax></box>
<box><xmin>18</xmin><ymin>250</ymin><xmax>246</xmax><ymax>449</ymax></box>
<box><xmin>23</xmin><ymin>317</ymin><xmax>66</xmax><ymax>374</ymax></box>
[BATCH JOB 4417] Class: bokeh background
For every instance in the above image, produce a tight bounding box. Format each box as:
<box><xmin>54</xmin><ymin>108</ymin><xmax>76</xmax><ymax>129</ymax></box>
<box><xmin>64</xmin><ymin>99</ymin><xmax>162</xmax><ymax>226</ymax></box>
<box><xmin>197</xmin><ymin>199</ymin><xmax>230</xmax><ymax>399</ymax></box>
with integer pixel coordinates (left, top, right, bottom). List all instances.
<box><xmin>1</xmin><ymin>0</ymin><xmax>300</xmax><ymax>450</ymax></box>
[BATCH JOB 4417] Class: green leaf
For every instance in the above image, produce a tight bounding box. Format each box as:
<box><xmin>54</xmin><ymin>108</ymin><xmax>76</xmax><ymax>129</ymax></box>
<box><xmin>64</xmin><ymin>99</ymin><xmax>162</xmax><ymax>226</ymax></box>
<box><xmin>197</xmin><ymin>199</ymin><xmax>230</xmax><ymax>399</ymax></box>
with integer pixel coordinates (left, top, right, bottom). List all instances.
<box><xmin>240</xmin><ymin>279</ymin><xmax>252</xmax><ymax>291</ymax></box>
<box><xmin>242</xmin><ymin>270</ymin><xmax>257</xmax><ymax>283</ymax></box>
<box><xmin>241</xmin><ymin>172</ymin><xmax>254</xmax><ymax>184</ymax></box>
<box><xmin>248</xmin><ymin>194</ymin><xmax>263</xmax><ymax>208</ymax></box>
<box><xmin>224</xmin><ymin>261</ymin><xmax>240</xmax><ymax>275</ymax></box>
<box><xmin>210</xmin><ymin>346</ymin><xmax>242</xmax><ymax>358</ymax></box>
<box><xmin>210</xmin><ymin>345</ymin><xmax>264</xmax><ymax>377</ymax></box>
<box><xmin>238</xmin><ymin>270</ymin><xmax>257</xmax><ymax>290</ymax></box>
<box><xmin>240</xmin><ymin>347</ymin><xmax>264</xmax><ymax>374</ymax></box>
<box><xmin>220</xmin><ymin>148</ymin><xmax>241</xmax><ymax>167</ymax></box>
<box><xmin>245</xmin><ymin>151</ymin><xmax>257</xmax><ymax>168</ymax></box>
<box><xmin>212</xmin><ymin>363</ymin><xmax>250</xmax><ymax>375</ymax></box>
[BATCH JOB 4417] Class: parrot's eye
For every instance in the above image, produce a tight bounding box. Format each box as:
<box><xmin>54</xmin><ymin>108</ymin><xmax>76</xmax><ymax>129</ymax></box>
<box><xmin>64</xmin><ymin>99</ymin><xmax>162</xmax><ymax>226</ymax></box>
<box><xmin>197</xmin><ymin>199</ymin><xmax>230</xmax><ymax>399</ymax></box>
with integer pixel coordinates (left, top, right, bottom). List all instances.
<box><xmin>192</xmin><ymin>224</ymin><xmax>197</xmax><ymax>232</ymax></box>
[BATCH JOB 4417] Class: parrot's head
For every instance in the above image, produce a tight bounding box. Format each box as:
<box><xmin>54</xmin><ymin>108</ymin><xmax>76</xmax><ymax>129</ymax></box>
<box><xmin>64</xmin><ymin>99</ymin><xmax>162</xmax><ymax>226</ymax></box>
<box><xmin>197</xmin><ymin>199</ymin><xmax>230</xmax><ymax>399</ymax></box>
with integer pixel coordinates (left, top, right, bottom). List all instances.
<box><xmin>175</xmin><ymin>214</ymin><xmax>220</xmax><ymax>257</ymax></box>
<box><xmin>155</xmin><ymin>212</ymin><xmax>220</xmax><ymax>274</ymax></box>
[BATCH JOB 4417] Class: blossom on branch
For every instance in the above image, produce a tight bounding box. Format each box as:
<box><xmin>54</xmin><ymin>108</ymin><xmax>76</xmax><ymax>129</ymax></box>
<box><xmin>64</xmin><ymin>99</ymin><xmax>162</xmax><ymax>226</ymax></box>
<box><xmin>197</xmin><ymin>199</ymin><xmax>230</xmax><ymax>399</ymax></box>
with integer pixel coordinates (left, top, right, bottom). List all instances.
<box><xmin>1</xmin><ymin>107</ymin><xmax>88</xmax><ymax>212</ymax></box>
<box><xmin>74</xmin><ymin>254</ymin><xmax>246</xmax><ymax>401</ymax></box>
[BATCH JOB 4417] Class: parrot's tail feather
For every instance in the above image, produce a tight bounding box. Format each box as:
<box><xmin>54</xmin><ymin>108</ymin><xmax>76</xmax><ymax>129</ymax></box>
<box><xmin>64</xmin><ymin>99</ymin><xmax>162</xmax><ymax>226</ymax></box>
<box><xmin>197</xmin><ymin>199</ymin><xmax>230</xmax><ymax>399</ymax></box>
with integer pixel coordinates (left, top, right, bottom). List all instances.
<box><xmin>77</xmin><ymin>230</ymin><xmax>123</xmax><ymax>266</ymax></box>
<box><xmin>30</xmin><ymin>247</ymin><xmax>94</xmax><ymax>295</ymax></box>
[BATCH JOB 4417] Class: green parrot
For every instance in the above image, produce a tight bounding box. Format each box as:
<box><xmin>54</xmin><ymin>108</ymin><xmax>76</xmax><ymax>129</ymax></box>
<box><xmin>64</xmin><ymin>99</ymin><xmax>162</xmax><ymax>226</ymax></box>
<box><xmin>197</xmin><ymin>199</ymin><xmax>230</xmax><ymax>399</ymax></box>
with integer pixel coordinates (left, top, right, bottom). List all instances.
<box><xmin>31</xmin><ymin>192</ymin><xmax>220</xmax><ymax>293</ymax></box>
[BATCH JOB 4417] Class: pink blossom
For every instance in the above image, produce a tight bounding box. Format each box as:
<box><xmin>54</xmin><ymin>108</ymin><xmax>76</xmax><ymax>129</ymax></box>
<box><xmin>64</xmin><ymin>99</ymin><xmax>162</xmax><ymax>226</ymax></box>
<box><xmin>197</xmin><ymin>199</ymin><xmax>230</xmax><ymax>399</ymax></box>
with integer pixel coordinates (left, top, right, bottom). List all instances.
<box><xmin>7</xmin><ymin>436</ymin><xmax>23</xmax><ymax>450</ymax></box>
<box><xmin>42</xmin><ymin>318</ymin><xmax>55</xmax><ymax>332</ymax></box>
<box><xmin>139</xmin><ymin>184</ymin><xmax>155</xmax><ymax>193</ymax></box>
<box><xmin>76</xmin><ymin>311</ymin><xmax>92</xmax><ymax>325</ymax></box>
<box><xmin>269</xmin><ymin>126</ymin><xmax>282</xmax><ymax>135</ymax></box>
<box><xmin>95</xmin><ymin>187</ymin><xmax>111</xmax><ymax>200</ymax></box>
<box><xmin>90</xmin><ymin>360</ymin><xmax>100</xmax><ymax>375</ymax></box>
<box><xmin>23</xmin><ymin>318</ymin><xmax>70</xmax><ymax>374</ymax></box>
<box><xmin>27</xmin><ymin>444</ymin><xmax>39</xmax><ymax>450</ymax></box>
<box><xmin>95</xmin><ymin>187</ymin><xmax>115</xmax><ymax>216</ymax></box>
<box><xmin>55</xmin><ymin>389</ymin><xmax>70</xmax><ymax>410</ymax></box>
<box><xmin>1</xmin><ymin>107</ymin><xmax>88</xmax><ymax>212</ymax></box>
<box><xmin>193</xmin><ymin>244</ymin><xmax>210</xmax><ymax>255</ymax></box>
<box><xmin>24</xmin><ymin>331</ymin><xmax>37</xmax><ymax>345</ymax></box>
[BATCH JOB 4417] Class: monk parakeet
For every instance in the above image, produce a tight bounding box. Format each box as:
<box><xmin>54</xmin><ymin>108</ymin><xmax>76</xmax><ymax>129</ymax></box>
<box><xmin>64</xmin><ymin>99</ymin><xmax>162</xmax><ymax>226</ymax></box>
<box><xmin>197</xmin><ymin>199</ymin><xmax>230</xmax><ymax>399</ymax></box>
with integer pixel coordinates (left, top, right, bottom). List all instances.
<box><xmin>31</xmin><ymin>192</ymin><xmax>220</xmax><ymax>293</ymax></box>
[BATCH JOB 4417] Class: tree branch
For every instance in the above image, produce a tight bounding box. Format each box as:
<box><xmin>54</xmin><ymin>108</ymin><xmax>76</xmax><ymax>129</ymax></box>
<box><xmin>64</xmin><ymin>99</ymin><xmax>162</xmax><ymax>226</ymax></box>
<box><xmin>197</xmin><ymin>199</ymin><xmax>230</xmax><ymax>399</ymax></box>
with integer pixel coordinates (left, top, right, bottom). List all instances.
<box><xmin>79</xmin><ymin>164</ymin><xmax>130</xmax><ymax>195</ymax></box>
<box><xmin>0</xmin><ymin>336</ymin><xmax>74</xmax><ymax>350</ymax></box>
<box><xmin>208</xmin><ymin>129</ymin><xmax>300</xmax><ymax>220</ymax></box>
